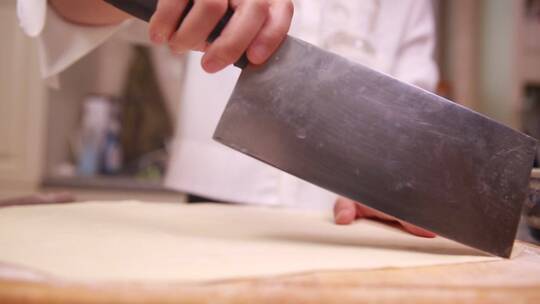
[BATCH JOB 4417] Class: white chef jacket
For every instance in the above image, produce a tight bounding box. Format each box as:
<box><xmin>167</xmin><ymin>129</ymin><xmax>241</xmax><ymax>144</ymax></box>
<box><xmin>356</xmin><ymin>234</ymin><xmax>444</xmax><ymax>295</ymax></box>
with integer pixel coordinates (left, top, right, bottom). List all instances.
<box><xmin>18</xmin><ymin>0</ymin><xmax>438</xmax><ymax>210</ymax></box>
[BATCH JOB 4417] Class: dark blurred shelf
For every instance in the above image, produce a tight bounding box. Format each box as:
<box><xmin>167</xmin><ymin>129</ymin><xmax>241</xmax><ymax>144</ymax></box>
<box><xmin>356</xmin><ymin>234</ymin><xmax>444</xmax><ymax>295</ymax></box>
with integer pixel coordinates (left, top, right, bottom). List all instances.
<box><xmin>42</xmin><ymin>175</ymin><xmax>177</xmax><ymax>193</ymax></box>
<box><xmin>517</xmin><ymin>216</ymin><xmax>540</xmax><ymax>246</ymax></box>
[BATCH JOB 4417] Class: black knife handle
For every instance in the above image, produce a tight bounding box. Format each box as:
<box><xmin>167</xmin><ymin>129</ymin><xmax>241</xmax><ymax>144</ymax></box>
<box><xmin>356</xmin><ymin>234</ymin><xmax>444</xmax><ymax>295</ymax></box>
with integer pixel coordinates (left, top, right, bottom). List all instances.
<box><xmin>103</xmin><ymin>0</ymin><xmax>249</xmax><ymax>68</ymax></box>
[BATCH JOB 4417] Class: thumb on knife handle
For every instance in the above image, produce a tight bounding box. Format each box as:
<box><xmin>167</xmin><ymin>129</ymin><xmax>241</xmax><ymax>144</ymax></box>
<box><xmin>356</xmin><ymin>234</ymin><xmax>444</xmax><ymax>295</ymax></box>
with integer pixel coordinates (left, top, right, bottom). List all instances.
<box><xmin>103</xmin><ymin>0</ymin><xmax>249</xmax><ymax>68</ymax></box>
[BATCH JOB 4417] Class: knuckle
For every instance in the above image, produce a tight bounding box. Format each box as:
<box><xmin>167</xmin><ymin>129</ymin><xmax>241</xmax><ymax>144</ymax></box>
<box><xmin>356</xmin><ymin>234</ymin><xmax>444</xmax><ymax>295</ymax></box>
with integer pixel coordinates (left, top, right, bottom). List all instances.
<box><xmin>168</xmin><ymin>41</ymin><xmax>188</xmax><ymax>53</ymax></box>
<box><xmin>252</xmin><ymin>0</ymin><xmax>270</xmax><ymax>13</ymax></box>
<box><xmin>171</xmin><ymin>38</ymin><xmax>199</xmax><ymax>52</ymax></box>
<box><xmin>256</xmin><ymin>25</ymin><xmax>286</xmax><ymax>49</ymax></box>
<box><xmin>152</xmin><ymin>0</ymin><xmax>182</xmax><ymax>24</ymax></box>
<box><xmin>275</xmin><ymin>23</ymin><xmax>289</xmax><ymax>38</ymax></box>
<box><xmin>200</xmin><ymin>0</ymin><xmax>228</xmax><ymax>15</ymax></box>
<box><xmin>159</xmin><ymin>0</ymin><xmax>183</xmax><ymax>11</ymax></box>
<box><xmin>265</xmin><ymin>25</ymin><xmax>286</xmax><ymax>42</ymax></box>
<box><xmin>148</xmin><ymin>20</ymin><xmax>160</xmax><ymax>34</ymax></box>
<box><xmin>283</xmin><ymin>0</ymin><xmax>294</xmax><ymax>17</ymax></box>
<box><xmin>214</xmin><ymin>44</ymin><xmax>244</xmax><ymax>63</ymax></box>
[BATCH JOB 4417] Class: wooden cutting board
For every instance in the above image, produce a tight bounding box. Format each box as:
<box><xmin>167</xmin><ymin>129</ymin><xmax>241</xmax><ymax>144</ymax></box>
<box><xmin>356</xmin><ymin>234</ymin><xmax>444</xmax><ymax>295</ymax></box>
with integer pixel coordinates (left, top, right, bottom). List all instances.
<box><xmin>0</xmin><ymin>241</ymin><xmax>539</xmax><ymax>304</ymax></box>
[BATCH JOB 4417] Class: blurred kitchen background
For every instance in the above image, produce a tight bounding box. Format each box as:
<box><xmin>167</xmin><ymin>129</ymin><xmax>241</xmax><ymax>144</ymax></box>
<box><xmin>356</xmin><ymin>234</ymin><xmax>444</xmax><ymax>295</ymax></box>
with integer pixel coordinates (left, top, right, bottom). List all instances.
<box><xmin>0</xmin><ymin>0</ymin><xmax>539</xmax><ymax>206</ymax></box>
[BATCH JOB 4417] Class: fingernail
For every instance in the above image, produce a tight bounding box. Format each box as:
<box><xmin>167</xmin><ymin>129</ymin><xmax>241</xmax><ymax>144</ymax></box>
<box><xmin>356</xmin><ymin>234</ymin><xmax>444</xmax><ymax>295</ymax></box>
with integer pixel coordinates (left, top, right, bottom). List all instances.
<box><xmin>250</xmin><ymin>44</ymin><xmax>268</xmax><ymax>63</ymax></box>
<box><xmin>202</xmin><ymin>58</ymin><xmax>223</xmax><ymax>73</ymax></box>
<box><xmin>150</xmin><ymin>32</ymin><xmax>166</xmax><ymax>44</ymax></box>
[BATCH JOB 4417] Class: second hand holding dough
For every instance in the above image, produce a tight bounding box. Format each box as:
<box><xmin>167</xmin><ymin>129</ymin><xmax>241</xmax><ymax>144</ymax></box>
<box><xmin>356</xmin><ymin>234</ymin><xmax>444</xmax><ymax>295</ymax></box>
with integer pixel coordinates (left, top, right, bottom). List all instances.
<box><xmin>333</xmin><ymin>197</ymin><xmax>437</xmax><ymax>238</ymax></box>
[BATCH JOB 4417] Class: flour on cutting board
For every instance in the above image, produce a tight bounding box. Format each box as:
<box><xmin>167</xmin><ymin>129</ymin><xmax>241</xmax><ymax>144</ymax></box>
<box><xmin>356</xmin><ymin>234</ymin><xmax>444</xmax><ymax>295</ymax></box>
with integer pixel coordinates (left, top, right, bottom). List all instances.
<box><xmin>0</xmin><ymin>201</ymin><xmax>501</xmax><ymax>282</ymax></box>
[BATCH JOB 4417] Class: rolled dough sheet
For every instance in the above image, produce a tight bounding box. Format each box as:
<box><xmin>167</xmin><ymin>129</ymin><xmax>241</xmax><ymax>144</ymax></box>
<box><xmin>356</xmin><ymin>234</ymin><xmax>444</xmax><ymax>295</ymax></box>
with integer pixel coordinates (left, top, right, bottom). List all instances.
<box><xmin>0</xmin><ymin>201</ymin><xmax>500</xmax><ymax>282</ymax></box>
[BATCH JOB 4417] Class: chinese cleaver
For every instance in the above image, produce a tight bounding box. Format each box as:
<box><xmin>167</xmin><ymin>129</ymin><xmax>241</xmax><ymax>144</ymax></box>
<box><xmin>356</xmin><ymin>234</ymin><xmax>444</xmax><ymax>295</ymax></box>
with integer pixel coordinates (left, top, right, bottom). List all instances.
<box><xmin>105</xmin><ymin>0</ymin><xmax>537</xmax><ymax>257</ymax></box>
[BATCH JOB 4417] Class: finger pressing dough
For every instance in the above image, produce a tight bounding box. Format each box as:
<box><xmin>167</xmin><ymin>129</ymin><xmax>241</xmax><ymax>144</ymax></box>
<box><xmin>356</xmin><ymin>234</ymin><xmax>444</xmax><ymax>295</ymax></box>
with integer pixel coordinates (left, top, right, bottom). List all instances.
<box><xmin>0</xmin><ymin>201</ymin><xmax>499</xmax><ymax>282</ymax></box>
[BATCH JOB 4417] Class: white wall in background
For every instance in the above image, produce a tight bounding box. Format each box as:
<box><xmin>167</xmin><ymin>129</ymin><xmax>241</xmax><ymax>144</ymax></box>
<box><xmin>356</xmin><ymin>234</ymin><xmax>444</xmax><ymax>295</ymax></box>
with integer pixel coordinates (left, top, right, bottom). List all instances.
<box><xmin>0</xmin><ymin>0</ymin><xmax>46</xmax><ymax>198</ymax></box>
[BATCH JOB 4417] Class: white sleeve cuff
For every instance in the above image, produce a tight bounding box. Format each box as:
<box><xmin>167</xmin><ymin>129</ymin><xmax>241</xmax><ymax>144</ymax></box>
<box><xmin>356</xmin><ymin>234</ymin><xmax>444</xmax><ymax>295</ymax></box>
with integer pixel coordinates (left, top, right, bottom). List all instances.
<box><xmin>37</xmin><ymin>6</ymin><xmax>133</xmax><ymax>81</ymax></box>
<box><xmin>17</xmin><ymin>0</ymin><xmax>130</xmax><ymax>83</ymax></box>
<box><xmin>17</xmin><ymin>0</ymin><xmax>46</xmax><ymax>37</ymax></box>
